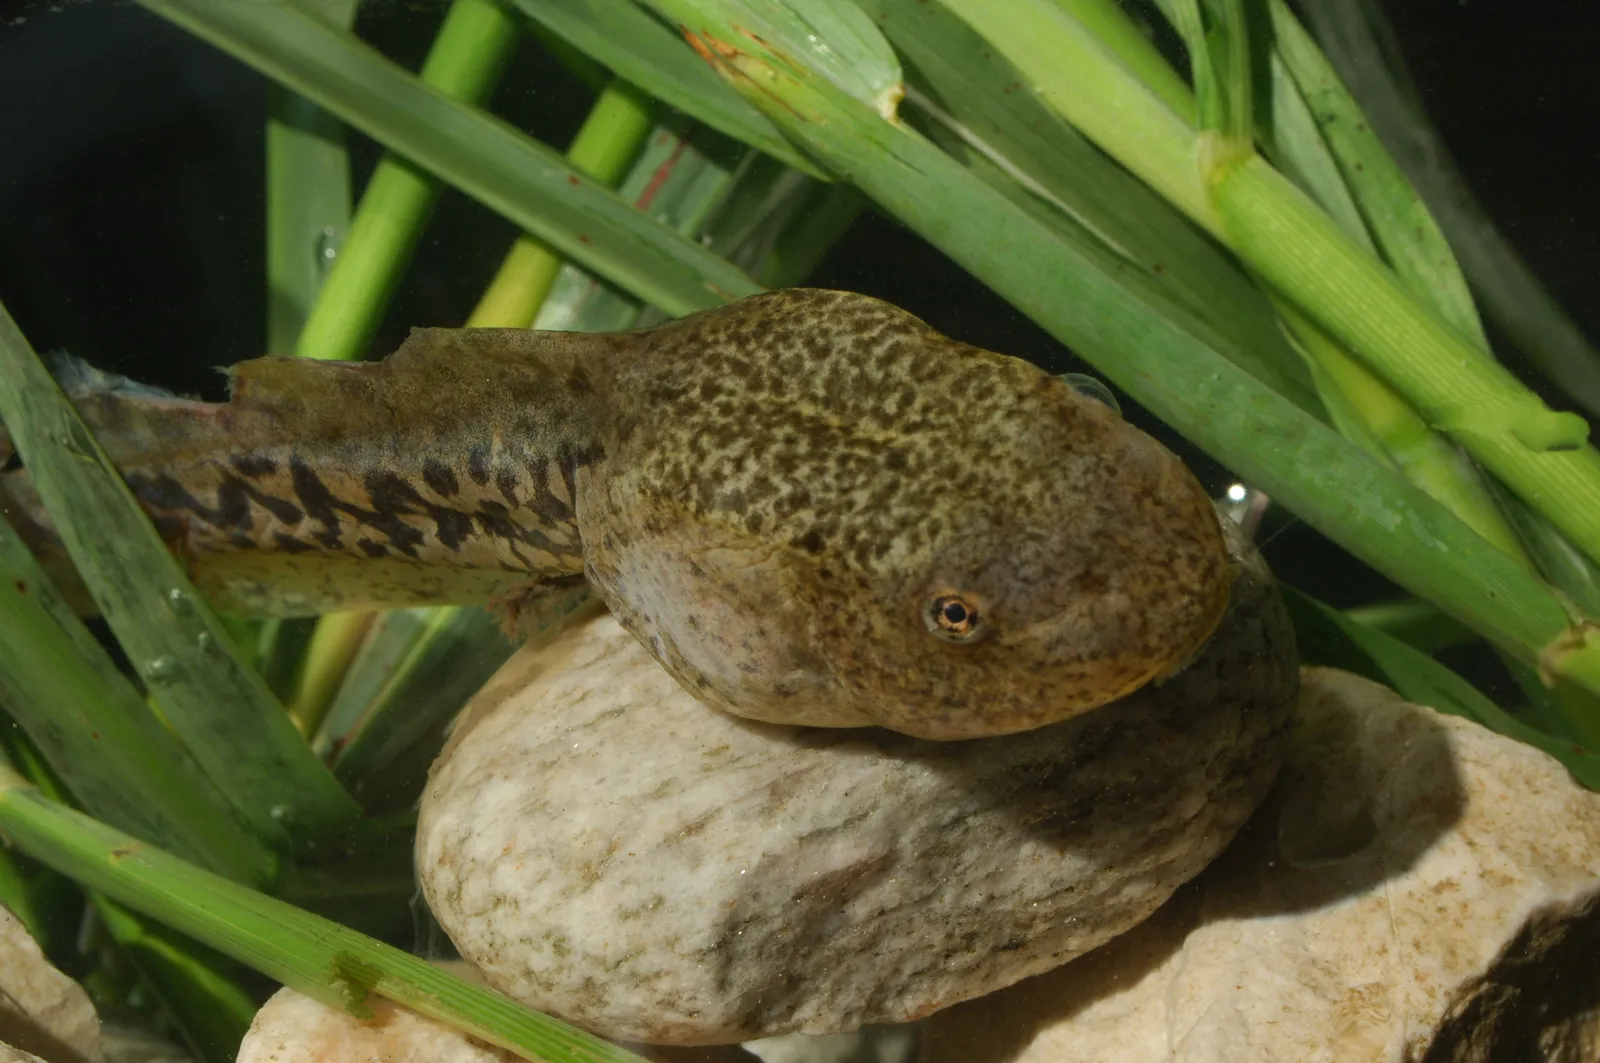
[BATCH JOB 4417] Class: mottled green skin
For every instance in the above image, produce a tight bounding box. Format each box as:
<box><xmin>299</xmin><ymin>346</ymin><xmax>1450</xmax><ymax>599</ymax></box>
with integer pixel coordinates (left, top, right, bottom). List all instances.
<box><xmin>4</xmin><ymin>289</ymin><xmax>1229</xmax><ymax>739</ymax></box>
<box><xmin>580</xmin><ymin>290</ymin><xmax>1228</xmax><ymax>738</ymax></box>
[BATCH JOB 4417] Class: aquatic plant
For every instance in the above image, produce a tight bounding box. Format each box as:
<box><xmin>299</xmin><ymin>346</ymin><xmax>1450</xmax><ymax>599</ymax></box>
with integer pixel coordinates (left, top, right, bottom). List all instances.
<box><xmin>0</xmin><ymin>1</ymin><xmax>1596</xmax><ymax>1059</ymax></box>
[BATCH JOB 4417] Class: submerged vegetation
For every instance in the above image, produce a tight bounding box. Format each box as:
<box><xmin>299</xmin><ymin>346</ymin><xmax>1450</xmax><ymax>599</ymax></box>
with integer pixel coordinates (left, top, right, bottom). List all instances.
<box><xmin>0</xmin><ymin>0</ymin><xmax>1596</xmax><ymax>1059</ymax></box>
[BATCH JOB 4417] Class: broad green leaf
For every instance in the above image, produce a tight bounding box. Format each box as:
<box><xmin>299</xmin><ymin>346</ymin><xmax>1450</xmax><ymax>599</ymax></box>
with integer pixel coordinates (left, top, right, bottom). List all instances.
<box><xmin>263</xmin><ymin>0</ymin><xmax>357</xmax><ymax>356</ymax></box>
<box><xmin>536</xmin><ymin>118</ymin><xmax>753</xmax><ymax>332</ymax></box>
<box><xmin>96</xmin><ymin>898</ymin><xmax>259</xmax><ymax>1063</ymax></box>
<box><xmin>0</xmin><ymin>522</ymin><xmax>276</xmax><ymax>884</ymax></box>
<box><xmin>330</xmin><ymin>605</ymin><xmax>519</xmax><ymax>814</ymax></box>
<box><xmin>661</xmin><ymin>0</ymin><xmax>903</xmax><ymax>116</ymax></box>
<box><xmin>265</xmin><ymin>86</ymin><xmax>352</xmax><ymax>356</ymax></box>
<box><xmin>502</xmin><ymin>0</ymin><xmax>824</xmax><ymax>176</ymax></box>
<box><xmin>694</xmin><ymin>151</ymin><xmax>862</xmax><ymax>288</ymax></box>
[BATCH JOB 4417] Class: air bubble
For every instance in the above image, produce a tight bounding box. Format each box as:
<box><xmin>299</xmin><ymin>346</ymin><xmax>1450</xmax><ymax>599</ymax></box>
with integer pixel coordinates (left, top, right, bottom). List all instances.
<box><xmin>315</xmin><ymin>227</ymin><xmax>339</xmax><ymax>274</ymax></box>
<box><xmin>1060</xmin><ymin>373</ymin><xmax>1121</xmax><ymax>415</ymax></box>
<box><xmin>145</xmin><ymin>655</ymin><xmax>177</xmax><ymax>679</ymax></box>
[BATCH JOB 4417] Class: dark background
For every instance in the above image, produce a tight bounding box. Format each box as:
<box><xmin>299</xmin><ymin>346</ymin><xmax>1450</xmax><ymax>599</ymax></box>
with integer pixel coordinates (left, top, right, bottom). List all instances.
<box><xmin>0</xmin><ymin>0</ymin><xmax>1596</xmax><ymax>621</ymax></box>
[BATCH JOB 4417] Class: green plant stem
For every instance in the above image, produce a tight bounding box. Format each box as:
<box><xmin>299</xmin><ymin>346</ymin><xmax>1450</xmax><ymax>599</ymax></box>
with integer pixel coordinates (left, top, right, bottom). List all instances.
<box><xmin>303</xmin><ymin>79</ymin><xmax>652</xmax><ymax>747</ymax></box>
<box><xmin>1298</xmin><ymin>0</ymin><xmax>1600</xmax><ymax>419</ymax></box>
<box><xmin>1211</xmin><ymin>154</ymin><xmax>1600</xmax><ymax>544</ymax></box>
<box><xmin>1232</xmin><ymin>10</ymin><xmax>1532</xmax><ymax>567</ymax></box>
<box><xmin>1043</xmin><ymin>0</ymin><xmax>1196</xmax><ymax>123</ymax></box>
<box><xmin>939</xmin><ymin>0</ymin><xmax>1218</xmax><ymax>233</ymax></box>
<box><xmin>1095</xmin><ymin>0</ymin><xmax>1527</xmax><ymax>572</ymax></box>
<box><xmin>296</xmin><ymin>0</ymin><xmax>519</xmax><ymax>361</ymax></box>
<box><xmin>0</xmin><ymin>768</ymin><xmax>650</xmax><ymax>1063</ymax></box>
<box><xmin>284</xmin><ymin>0</ymin><xmax>519</xmax><ymax>727</ymax></box>
<box><xmin>937</xmin><ymin>0</ymin><xmax>1600</xmax><ymax>573</ymax></box>
<box><xmin>1255</xmin><ymin>0</ymin><xmax>1600</xmax><ymax>638</ymax></box>
<box><xmin>286</xmin><ymin>611</ymin><xmax>375</xmax><ymax>738</ymax></box>
<box><xmin>1275</xmin><ymin>297</ymin><xmax>1530</xmax><ymax>564</ymax></box>
<box><xmin>864</xmin><ymin>0</ymin><xmax>1319</xmax><ymax>413</ymax></box>
<box><xmin>94</xmin><ymin>898</ymin><xmax>259</xmax><ymax>1063</ymax></box>
<box><xmin>2</xmin><ymin>700</ymin><xmax>261</xmax><ymax>1063</ymax></box>
<box><xmin>469</xmin><ymin>79</ymin><xmax>656</xmax><ymax>329</ymax></box>
<box><xmin>1265</xmin><ymin>0</ymin><xmax>1483</xmax><ymax>350</ymax></box>
<box><xmin>1344</xmin><ymin>598</ymin><xmax>1476</xmax><ymax>654</ymax></box>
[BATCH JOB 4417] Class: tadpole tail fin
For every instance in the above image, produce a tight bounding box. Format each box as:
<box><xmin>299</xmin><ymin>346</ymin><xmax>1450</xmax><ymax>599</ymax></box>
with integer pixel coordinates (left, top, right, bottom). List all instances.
<box><xmin>2</xmin><ymin>355</ymin><xmax>157</xmax><ymax>611</ymax></box>
<box><xmin>2</xmin><ymin>334</ymin><xmax>603</xmax><ymax>620</ymax></box>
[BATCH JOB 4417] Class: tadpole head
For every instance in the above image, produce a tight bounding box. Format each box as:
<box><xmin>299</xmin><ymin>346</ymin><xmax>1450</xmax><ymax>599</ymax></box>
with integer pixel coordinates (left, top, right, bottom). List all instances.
<box><xmin>580</xmin><ymin>289</ymin><xmax>1232</xmax><ymax>739</ymax></box>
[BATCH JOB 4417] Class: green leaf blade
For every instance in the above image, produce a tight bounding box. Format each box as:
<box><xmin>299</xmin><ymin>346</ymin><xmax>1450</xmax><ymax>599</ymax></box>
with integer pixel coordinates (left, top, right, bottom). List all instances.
<box><xmin>0</xmin><ymin>522</ymin><xmax>277</xmax><ymax>884</ymax></box>
<box><xmin>0</xmin><ymin>302</ymin><xmax>359</xmax><ymax>854</ymax></box>
<box><xmin>138</xmin><ymin>0</ymin><xmax>762</xmax><ymax>317</ymax></box>
<box><xmin>503</xmin><ymin>0</ymin><xmax>823</xmax><ymax>177</ymax></box>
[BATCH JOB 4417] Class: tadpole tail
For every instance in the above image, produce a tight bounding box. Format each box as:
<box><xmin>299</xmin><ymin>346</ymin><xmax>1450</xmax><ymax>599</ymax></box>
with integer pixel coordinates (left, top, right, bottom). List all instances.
<box><xmin>0</xmin><ymin>330</ymin><xmax>614</xmax><ymax>618</ymax></box>
<box><xmin>0</xmin><ymin>354</ymin><xmax>202</xmax><ymax>614</ymax></box>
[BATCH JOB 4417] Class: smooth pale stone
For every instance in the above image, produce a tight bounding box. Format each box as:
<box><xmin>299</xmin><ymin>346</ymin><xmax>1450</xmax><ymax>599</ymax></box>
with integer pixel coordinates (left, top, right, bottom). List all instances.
<box><xmin>0</xmin><ymin>1047</ymin><xmax>47</xmax><ymax>1063</ymax></box>
<box><xmin>0</xmin><ymin>904</ymin><xmax>103</xmax><ymax>1063</ymax></box>
<box><xmin>236</xmin><ymin>984</ymin><xmax>752</xmax><ymax>1063</ymax></box>
<box><xmin>237</xmin><ymin>987</ymin><xmax>517</xmax><ymax>1063</ymax></box>
<box><xmin>920</xmin><ymin>668</ymin><xmax>1600</xmax><ymax>1063</ymax></box>
<box><xmin>417</xmin><ymin>522</ymin><xmax>1296</xmax><ymax>1045</ymax></box>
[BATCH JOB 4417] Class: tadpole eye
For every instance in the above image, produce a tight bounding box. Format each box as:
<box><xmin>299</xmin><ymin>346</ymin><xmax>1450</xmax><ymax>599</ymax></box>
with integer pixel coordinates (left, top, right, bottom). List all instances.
<box><xmin>926</xmin><ymin>593</ymin><xmax>984</xmax><ymax>642</ymax></box>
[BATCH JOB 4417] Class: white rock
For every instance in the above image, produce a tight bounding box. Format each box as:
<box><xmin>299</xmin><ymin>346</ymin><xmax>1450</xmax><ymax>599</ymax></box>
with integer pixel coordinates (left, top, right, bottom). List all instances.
<box><xmin>0</xmin><ymin>1047</ymin><xmax>47</xmax><ymax>1063</ymax></box>
<box><xmin>417</xmin><ymin>528</ymin><xmax>1296</xmax><ymax>1045</ymax></box>
<box><xmin>235</xmin><ymin>983</ymin><xmax>752</xmax><ymax>1063</ymax></box>
<box><xmin>920</xmin><ymin>668</ymin><xmax>1600</xmax><ymax>1062</ymax></box>
<box><xmin>98</xmin><ymin>1024</ymin><xmax>190</xmax><ymax>1063</ymax></box>
<box><xmin>237</xmin><ymin>985</ymin><xmax>519</xmax><ymax>1063</ymax></box>
<box><xmin>0</xmin><ymin>903</ymin><xmax>102</xmax><ymax>1063</ymax></box>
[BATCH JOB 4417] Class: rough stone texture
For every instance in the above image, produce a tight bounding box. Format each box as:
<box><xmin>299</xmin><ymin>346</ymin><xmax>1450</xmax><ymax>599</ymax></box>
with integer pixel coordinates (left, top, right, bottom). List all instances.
<box><xmin>920</xmin><ymin>668</ymin><xmax>1600</xmax><ymax>1063</ymax></box>
<box><xmin>236</xmin><ymin>984</ymin><xmax>750</xmax><ymax>1063</ymax></box>
<box><xmin>0</xmin><ymin>904</ymin><xmax>102</xmax><ymax>1063</ymax></box>
<box><xmin>416</xmin><ymin>527</ymin><xmax>1296</xmax><ymax>1045</ymax></box>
